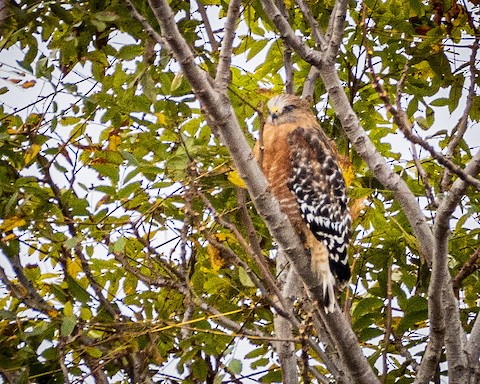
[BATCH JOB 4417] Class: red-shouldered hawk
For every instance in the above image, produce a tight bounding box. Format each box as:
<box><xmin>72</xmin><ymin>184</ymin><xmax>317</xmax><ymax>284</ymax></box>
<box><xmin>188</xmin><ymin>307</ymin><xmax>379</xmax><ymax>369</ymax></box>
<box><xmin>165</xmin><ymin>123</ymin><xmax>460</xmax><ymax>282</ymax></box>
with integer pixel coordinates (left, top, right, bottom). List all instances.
<box><xmin>254</xmin><ymin>94</ymin><xmax>351</xmax><ymax>312</ymax></box>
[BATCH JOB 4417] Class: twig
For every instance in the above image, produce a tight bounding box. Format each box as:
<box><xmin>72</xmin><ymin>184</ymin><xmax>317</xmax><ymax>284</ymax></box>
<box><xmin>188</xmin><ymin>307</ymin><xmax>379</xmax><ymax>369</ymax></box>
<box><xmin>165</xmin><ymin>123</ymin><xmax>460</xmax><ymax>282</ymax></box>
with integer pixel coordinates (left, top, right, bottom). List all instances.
<box><xmin>452</xmin><ymin>247</ymin><xmax>480</xmax><ymax>291</ymax></box>
<box><xmin>397</xmin><ymin>63</ymin><xmax>437</xmax><ymax>208</ymax></box>
<box><xmin>382</xmin><ymin>265</ymin><xmax>393</xmax><ymax>383</ymax></box>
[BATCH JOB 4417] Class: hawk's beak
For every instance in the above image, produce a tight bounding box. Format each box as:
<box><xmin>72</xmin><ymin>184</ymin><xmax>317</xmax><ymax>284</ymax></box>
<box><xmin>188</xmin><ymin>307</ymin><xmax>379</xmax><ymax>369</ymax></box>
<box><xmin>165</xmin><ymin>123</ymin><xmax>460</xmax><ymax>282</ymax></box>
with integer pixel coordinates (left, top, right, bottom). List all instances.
<box><xmin>270</xmin><ymin>106</ymin><xmax>279</xmax><ymax>120</ymax></box>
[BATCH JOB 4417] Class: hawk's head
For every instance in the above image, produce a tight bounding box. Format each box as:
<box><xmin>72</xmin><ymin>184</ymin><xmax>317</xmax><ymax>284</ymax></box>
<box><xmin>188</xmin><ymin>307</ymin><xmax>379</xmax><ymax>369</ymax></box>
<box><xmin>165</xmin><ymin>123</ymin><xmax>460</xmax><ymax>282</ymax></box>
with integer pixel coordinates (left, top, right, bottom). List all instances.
<box><xmin>266</xmin><ymin>94</ymin><xmax>311</xmax><ymax>125</ymax></box>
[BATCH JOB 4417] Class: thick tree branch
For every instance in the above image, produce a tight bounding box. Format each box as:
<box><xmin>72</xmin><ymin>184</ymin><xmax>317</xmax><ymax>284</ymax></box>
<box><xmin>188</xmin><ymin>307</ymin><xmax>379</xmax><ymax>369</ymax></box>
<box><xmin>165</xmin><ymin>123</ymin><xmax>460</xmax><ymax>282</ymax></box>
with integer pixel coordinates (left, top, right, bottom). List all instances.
<box><xmin>137</xmin><ymin>1</ymin><xmax>378</xmax><ymax>381</ymax></box>
<box><xmin>302</xmin><ymin>66</ymin><xmax>320</xmax><ymax>99</ymax></box>
<box><xmin>468</xmin><ymin>311</ymin><xmax>480</xmax><ymax>369</ymax></box>
<box><xmin>260</xmin><ymin>0</ymin><xmax>325</xmax><ymax>68</ymax></box>
<box><xmin>324</xmin><ymin>0</ymin><xmax>348</xmax><ymax>63</ymax></box>
<box><xmin>434</xmin><ymin>149</ymin><xmax>480</xmax><ymax>383</ymax></box>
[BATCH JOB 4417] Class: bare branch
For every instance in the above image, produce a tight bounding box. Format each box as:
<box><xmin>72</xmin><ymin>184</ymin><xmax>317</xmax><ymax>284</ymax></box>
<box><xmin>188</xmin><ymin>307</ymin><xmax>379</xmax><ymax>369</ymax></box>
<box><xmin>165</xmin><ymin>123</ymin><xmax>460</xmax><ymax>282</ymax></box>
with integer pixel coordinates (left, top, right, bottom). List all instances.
<box><xmin>411</xmin><ymin>143</ymin><xmax>438</xmax><ymax>209</ymax></box>
<box><xmin>142</xmin><ymin>1</ymin><xmax>378</xmax><ymax>381</ymax></box>
<box><xmin>382</xmin><ymin>265</ymin><xmax>393</xmax><ymax>383</ymax></box>
<box><xmin>196</xmin><ymin>0</ymin><xmax>219</xmax><ymax>52</ymax></box>
<box><xmin>260</xmin><ymin>0</ymin><xmax>324</xmax><ymax>68</ymax></box>
<box><xmin>215</xmin><ymin>0</ymin><xmax>242</xmax><ymax>89</ymax></box>
<box><xmin>0</xmin><ymin>256</ymin><xmax>55</xmax><ymax>314</ymax></box>
<box><xmin>273</xmin><ymin>249</ymin><xmax>298</xmax><ymax>384</ymax></box>
<box><xmin>468</xmin><ymin>311</ymin><xmax>480</xmax><ymax>368</ymax></box>
<box><xmin>324</xmin><ymin>0</ymin><xmax>348</xmax><ymax>62</ymax></box>
<box><xmin>430</xmin><ymin>149</ymin><xmax>480</xmax><ymax>383</ymax></box>
<box><xmin>284</xmin><ymin>45</ymin><xmax>294</xmax><ymax>94</ymax></box>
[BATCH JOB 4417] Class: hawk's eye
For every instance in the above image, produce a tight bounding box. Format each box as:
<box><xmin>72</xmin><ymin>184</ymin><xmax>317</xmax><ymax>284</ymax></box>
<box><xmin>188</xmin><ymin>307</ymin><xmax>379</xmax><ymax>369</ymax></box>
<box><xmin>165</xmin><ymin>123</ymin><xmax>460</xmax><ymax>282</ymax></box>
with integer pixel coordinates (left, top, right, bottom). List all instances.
<box><xmin>284</xmin><ymin>104</ymin><xmax>296</xmax><ymax>113</ymax></box>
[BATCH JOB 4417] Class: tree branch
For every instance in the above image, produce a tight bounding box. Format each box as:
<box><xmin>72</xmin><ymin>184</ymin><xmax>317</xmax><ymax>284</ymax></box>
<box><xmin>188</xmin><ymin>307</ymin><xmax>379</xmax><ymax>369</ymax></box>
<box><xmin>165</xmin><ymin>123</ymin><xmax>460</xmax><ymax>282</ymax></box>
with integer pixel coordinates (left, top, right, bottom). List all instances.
<box><xmin>324</xmin><ymin>0</ymin><xmax>348</xmax><ymax>63</ymax></box>
<box><xmin>433</xmin><ymin>149</ymin><xmax>480</xmax><ymax>383</ymax></box>
<box><xmin>260</xmin><ymin>0</ymin><xmax>325</xmax><ymax>68</ymax></box>
<box><xmin>196</xmin><ymin>0</ymin><xmax>219</xmax><ymax>52</ymax></box>
<box><xmin>440</xmin><ymin>37</ymin><xmax>479</xmax><ymax>192</ymax></box>
<box><xmin>302</xmin><ymin>66</ymin><xmax>320</xmax><ymax>99</ymax></box>
<box><xmin>452</xmin><ymin>247</ymin><xmax>480</xmax><ymax>291</ymax></box>
<box><xmin>214</xmin><ymin>0</ymin><xmax>242</xmax><ymax>89</ymax></box>
<box><xmin>294</xmin><ymin>0</ymin><xmax>326</xmax><ymax>47</ymax></box>
<box><xmin>138</xmin><ymin>1</ymin><xmax>379</xmax><ymax>381</ymax></box>
<box><xmin>366</xmin><ymin>53</ymin><xmax>480</xmax><ymax>191</ymax></box>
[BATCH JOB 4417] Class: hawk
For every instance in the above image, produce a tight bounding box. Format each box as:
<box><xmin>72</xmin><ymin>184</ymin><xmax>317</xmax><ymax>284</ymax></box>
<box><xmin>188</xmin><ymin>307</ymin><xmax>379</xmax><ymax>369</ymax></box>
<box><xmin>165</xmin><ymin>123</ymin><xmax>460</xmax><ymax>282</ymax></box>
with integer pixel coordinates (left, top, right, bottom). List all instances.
<box><xmin>255</xmin><ymin>94</ymin><xmax>351</xmax><ymax>312</ymax></box>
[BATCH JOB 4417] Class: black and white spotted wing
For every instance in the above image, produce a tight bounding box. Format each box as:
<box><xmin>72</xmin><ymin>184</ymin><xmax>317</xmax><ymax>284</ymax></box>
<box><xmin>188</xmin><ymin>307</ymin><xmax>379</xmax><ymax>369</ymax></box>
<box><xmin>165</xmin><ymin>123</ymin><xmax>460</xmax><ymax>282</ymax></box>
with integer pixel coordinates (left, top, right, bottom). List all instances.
<box><xmin>287</xmin><ymin>127</ymin><xmax>352</xmax><ymax>283</ymax></box>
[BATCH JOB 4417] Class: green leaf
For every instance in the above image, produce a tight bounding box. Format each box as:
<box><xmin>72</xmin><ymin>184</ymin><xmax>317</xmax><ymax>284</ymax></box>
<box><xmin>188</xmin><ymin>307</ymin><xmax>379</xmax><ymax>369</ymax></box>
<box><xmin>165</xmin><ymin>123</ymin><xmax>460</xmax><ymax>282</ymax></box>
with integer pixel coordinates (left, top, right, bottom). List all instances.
<box><xmin>191</xmin><ymin>359</ymin><xmax>208</xmax><ymax>381</ymax></box>
<box><xmin>117</xmin><ymin>45</ymin><xmax>144</xmax><ymax>61</ymax></box>
<box><xmin>61</xmin><ymin>315</ymin><xmax>76</xmax><ymax>336</ymax></box>
<box><xmin>238</xmin><ymin>267</ymin><xmax>255</xmax><ymax>287</ymax></box>
<box><xmin>85</xmin><ymin>346</ymin><xmax>103</xmax><ymax>358</ymax></box>
<box><xmin>228</xmin><ymin>359</ymin><xmax>242</xmax><ymax>374</ymax></box>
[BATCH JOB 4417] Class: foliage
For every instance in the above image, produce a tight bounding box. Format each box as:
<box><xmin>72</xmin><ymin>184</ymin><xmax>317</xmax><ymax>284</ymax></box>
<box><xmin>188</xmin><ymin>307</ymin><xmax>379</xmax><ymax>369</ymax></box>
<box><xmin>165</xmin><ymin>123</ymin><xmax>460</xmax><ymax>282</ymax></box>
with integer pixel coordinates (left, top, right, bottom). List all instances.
<box><xmin>0</xmin><ymin>0</ymin><xmax>479</xmax><ymax>383</ymax></box>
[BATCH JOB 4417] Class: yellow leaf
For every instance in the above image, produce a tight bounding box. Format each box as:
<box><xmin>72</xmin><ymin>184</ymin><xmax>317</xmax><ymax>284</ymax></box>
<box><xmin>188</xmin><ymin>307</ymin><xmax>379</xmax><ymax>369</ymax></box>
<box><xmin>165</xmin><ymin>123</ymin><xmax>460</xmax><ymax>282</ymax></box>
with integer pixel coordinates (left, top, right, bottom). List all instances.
<box><xmin>227</xmin><ymin>170</ymin><xmax>246</xmax><ymax>188</ymax></box>
<box><xmin>155</xmin><ymin>112</ymin><xmax>166</xmax><ymax>125</ymax></box>
<box><xmin>24</xmin><ymin>143</ymin><xmax>41</xmax><ymax>164</ymax></box>
<box><xmin>337</xmin><ymin>154</ymin><xmax>354</xmax><ymax>187</ymax></box>
<box><xmin>108</xmin><ymin>133</ymin><xmax>121</xmax><ymax>151</ymax></box>
<box><xmin>67</xmin><ymin>257</ymin><xmax>83</xmax><ymax>277</ymax></box>
<box><xmin>1</xmin><ymin>233</ymin><xmax>17</xmax><ymax>243</ymax></box>
<box><xmin>207</xmin><ymin>244</ymin><xmax>224</xmax><ymax>272</ymax></box>
<box><xmin>0</xmin><ymin>216</ymin><xmax>26</xmax><ymax>232</ymax></box>
<box><xmin>21</xmin><ymin>80</ymin><xmax>36</xmax><ymax>89</ymax></box>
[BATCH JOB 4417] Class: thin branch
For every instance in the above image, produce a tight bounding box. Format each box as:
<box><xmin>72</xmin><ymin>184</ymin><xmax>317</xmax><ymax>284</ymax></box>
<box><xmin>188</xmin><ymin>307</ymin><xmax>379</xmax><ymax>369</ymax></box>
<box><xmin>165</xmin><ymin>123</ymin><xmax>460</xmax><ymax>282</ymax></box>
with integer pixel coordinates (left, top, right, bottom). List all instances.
<box><xmin>196</xmin><ymin>0</ymin><xmax>219</xmax><ymax>52</ymax></box>
<box><xmin>440</xmin><ymin>37</ymin><xmax>479</xmax><ymax>192</ymax></box>
<box><xmin>366</xmin><ymin>54</ymin><xmax>480</xmax><ymax>191</ymax></box>
<box><xmin>411</xmin><ymin>143</ymin><xmax>438</xmax><ymax>209</ymax></box>
<box><xmin>294</xmin><ymin>0</ymin><xmax>326</xmax><ymax>47</ymax></box>
<box><xmin>382</xmin><ymin>265</ymin><xmax>393</xmax><ymax>383</ymax></box>
<box><xmin>260</xmin><ymin>0</ymin><xmax>325</xmax><ymax>68</ymax></box>
<box><xmin>125</xmin><ymin>0</ymin><xmax>171</xmax><ymax>55</ymax></box>
<box><xmin>214</xmin><ymin>0</ymin><xmax>242</xmax><ymax>89</ymax></box>
<box><xmin>452</xmin><ymin>247</ymin><xmax>480</xmax><ymax>291</ymax></box>
<box><xmin>397</xmin><ymin>63</ymin><xmax>437</xmax><ymax>208</ymax></box>
<box><xmin>0</xmin><ymin>257</ymin><xmax>55</xmax><ymax>314</ymax></box>
<box><xmin>284</xmin><ymin>45</ymin><xmax>294</xmax><ymax>94</ymax></box>
<box><xmin>277</xmin><ymin>0</ymin><xmax>294</xmax><ymax>94</ymax></box>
